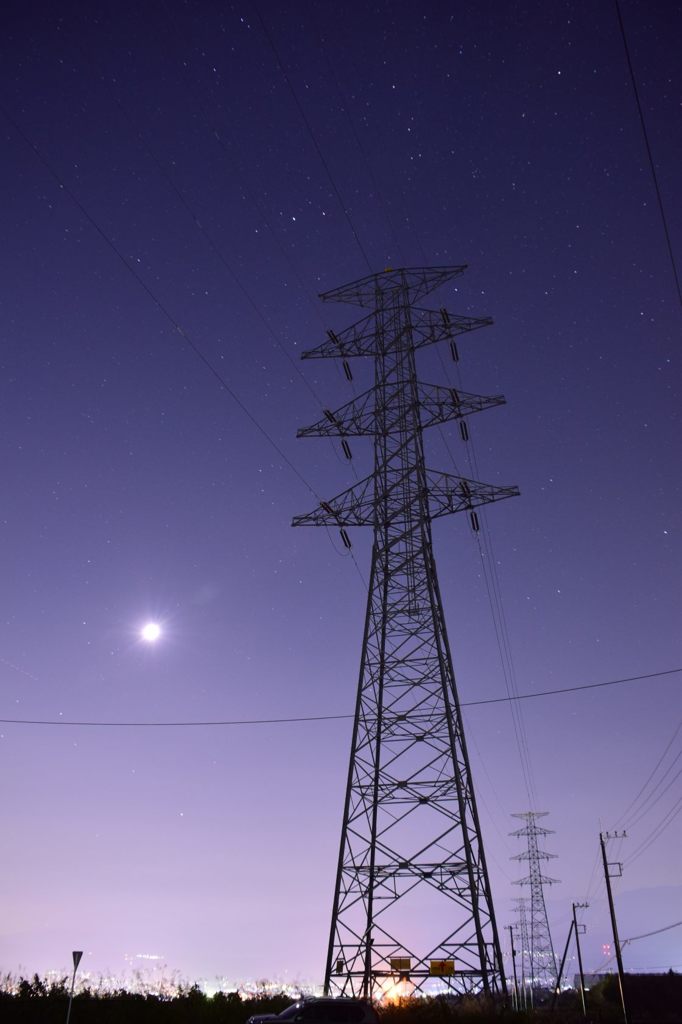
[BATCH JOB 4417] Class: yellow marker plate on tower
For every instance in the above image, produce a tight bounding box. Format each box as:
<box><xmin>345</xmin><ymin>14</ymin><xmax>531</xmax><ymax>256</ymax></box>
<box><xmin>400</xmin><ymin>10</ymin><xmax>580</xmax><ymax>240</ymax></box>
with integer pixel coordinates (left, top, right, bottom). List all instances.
<box><xmin>429</xmin><ymin>959</ymin><xmax>454</xmax><ymax>976</ymax></box>
<box><xmin>390</xmin><ymin>958</ymin><xmax>412</xmax><ymax>972</ymax></box>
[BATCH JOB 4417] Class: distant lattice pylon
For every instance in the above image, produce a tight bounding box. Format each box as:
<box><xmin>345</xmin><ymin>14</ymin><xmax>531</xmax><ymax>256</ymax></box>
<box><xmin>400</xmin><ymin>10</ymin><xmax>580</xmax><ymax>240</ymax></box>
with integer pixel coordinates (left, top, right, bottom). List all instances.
<box><xmin>511</xmin><ymin>811</ymin><xmax>558</xmax><ymax>991</ymax></box>
<box><xmin>511</xmin><ymin>897</ymin><xmax>531</xmax><ymax>1007</ymax></box>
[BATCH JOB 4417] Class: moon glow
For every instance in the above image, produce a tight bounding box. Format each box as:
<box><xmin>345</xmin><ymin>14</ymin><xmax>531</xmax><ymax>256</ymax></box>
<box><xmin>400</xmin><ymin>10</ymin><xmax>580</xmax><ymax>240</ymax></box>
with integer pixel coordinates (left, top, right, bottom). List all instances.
<box><xmin>141</xmin><ymin>622</ymin><xmax>162</xmax><ymax>643</ymax></box>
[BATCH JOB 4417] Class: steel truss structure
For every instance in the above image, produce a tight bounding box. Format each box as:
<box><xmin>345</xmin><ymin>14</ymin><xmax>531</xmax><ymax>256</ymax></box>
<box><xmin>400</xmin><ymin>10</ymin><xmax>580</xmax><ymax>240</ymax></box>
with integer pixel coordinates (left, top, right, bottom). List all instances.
<box><xmin>511</xmin><ymin>811</ymin><xmax>559</xmax><ymax>991</ymax></box>
<box><xmin>293</xmin><ymin>267</ymin><xmax>519</xmax><ymax>999</ymax></box>
<box><xmin>511</xmin><ymin>897</ymin><xmax>532</xmax><ymax>1003</ymax></box>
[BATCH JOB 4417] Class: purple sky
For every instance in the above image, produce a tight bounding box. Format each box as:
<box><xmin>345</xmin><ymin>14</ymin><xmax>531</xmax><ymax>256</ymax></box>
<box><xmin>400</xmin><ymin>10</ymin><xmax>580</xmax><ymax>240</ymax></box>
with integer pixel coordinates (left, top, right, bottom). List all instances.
<box><xmin>1</xmin><ymin>0</ymin><xmax>680</xmax><ymax>990</ymax></box>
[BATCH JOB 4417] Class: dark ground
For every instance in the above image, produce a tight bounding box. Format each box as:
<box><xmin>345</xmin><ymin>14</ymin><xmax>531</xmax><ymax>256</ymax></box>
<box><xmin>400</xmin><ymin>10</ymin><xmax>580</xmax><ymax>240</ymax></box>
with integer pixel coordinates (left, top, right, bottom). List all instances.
<box><xmin>1</xmin><ymin>974</ymin><xmax>681</xmax><ymax>1024</ymax></box>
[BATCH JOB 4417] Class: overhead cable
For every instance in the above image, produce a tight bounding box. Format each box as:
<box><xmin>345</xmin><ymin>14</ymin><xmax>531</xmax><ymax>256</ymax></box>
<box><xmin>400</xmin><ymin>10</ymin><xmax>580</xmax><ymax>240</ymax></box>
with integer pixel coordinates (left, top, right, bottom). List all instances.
<box><xmin>0</xmin><ymin>102</ymin><xmax>319</xmax><ymax>504</ymax></box>
<box><xmin>626</xmin><ymin>794</ymin><xmax>682</xmax><ymax>866</ymax></box>
<box><xmin>624</xmin><ymin>919</ymin><xmax>682</xmax><ymax>944</ymax></box>
<box><xmin>614</xmin><ymin>0</ymin><xmax>682</xmax><ymax>308</ymax></box>
<box><xmin>253</xmin><ymin>4</ymin><xmax>373</xmax><ymax>273</ymax></box>
<box><xmin>615</xmin><ymin>718</ymin><xmax>681</xmax><ymax>828</ymax></box>
<box><xmin>0</xmin><ymin>667</ymin><xmax>677</xmax><ymax>728</ymax></box>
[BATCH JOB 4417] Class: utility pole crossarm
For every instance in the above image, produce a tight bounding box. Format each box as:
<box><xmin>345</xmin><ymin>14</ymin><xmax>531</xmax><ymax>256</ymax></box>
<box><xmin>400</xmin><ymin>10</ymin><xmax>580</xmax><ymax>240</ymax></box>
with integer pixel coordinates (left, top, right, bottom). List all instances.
<box><xmin>297</xmin><ymin>383</ymin><xmax>506</xmax><ymax>438</ymax></box>
<box><xmin>292</xmin><ymin>471</ymin><xmax>519</xmax><ymax>528</ymax></box>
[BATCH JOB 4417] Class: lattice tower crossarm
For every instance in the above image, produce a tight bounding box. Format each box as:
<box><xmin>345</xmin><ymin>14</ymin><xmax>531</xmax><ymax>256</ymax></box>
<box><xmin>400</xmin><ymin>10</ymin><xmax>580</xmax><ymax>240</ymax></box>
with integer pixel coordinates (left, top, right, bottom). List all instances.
<box><xmin>293</xmin><ymin>267</ymin><xmax>520</xmax><ymax>1000</ymax></box>
<box><xmin>510</xmin><ymin>812</ymin><xmax>559</xmax><ymax>992</ymax></box>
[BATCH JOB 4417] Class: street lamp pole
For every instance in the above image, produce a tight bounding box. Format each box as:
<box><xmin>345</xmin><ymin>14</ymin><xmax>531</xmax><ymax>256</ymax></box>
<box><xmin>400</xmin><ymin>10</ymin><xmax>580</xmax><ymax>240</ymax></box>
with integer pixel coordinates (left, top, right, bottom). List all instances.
<box><xmin>65</xmin><ymin>950</ymin><xmax>83</xmax><ymax>1024</ymax></box>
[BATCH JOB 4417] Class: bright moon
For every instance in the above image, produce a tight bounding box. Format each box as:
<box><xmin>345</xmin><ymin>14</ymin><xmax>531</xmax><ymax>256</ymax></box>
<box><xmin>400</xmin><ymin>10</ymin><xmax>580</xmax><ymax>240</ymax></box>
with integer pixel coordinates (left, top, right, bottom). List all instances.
<box><xmin>141</xmin><ymin>622</ymin><xmax>162</xmax><ymax>643</ymax></box>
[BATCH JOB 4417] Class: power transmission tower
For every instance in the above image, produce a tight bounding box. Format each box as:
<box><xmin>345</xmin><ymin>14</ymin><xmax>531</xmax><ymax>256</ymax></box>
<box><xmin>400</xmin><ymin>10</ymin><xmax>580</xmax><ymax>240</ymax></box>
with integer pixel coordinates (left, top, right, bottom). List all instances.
<box><xmin>511</xmin><ymin>897</ymin><xmax>531</xmax><ymax>1008</ymax></box>
<box><xmin>511</xmin><ymin>811</ymin><xmax>559</xmax><ymax>992</ymax></box>
<box><xmin>293</xmin><ymin>266</ymin><xmax>519</xmax><ymax>998</ymax></box>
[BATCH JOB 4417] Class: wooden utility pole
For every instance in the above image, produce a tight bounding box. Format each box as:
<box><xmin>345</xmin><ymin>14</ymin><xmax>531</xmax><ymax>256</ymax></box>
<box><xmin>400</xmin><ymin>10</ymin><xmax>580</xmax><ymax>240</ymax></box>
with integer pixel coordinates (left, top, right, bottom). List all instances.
<box><xmin>600</xmin><ymin>832</ymin><xmax>628</xmax><ymax>1024</ymax></box>
<box><xmin>552</xmin><ymin>919</ymin><xmax>574</xmax><ymax>1009</ymax></box>
<box><xmin>508</xmin><ymin>924</ymin><xmax>519</xmax><ymax>1010</ymax></box>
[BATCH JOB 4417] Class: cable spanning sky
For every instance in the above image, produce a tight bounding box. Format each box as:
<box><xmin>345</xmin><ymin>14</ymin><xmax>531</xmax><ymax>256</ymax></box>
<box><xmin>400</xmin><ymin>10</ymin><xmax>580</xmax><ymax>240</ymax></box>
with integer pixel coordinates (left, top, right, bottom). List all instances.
<box><xmin>1</xmin><ymin>0</ymin><xmax>680</xmax><ymax>989</ymax></box>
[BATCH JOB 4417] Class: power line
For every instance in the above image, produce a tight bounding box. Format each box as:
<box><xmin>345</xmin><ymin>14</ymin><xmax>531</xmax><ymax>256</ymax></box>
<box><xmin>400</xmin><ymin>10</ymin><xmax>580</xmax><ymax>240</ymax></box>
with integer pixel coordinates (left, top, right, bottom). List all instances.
<box><xmin>626</xmin><ymin>761</ymin><xmax>682</xmax><ymax>831</ymax></box>
<box><xmin>591</xmin><ymin>919</ymin><xmax>682</xmax><ymax>971</ymax></box>
<box><xmin>624</xmin><ymin>919</ymin><xmax>682</xmax><ymax>944</ymax></box>
<box><xmin>68</xmin><ymin>41</ymin><xmax>369</xmax><ymax>589</ymax></box>
<box><xmin>105</xmin><ymin>78</ymin><xmax>326</xmax><ymax>410</ymax></box>
<box><xmin>155</xmin><ymin>0</ymin><xmax>342</xmax><ymax>336</ymax></box>
<box><xmin>626</xmin><ymin>794</ymin><xmax>682</xmax><ymax>867</ymax></box>
<box><xmin>615</xmin><ymin>718</ymin><xmax>681</xmax><ymax>828</ymax></box>
<box><xmin>0</xmin><ymin>667</ymin><xmax>677</xmax><ymax>728</ymax></box>
<box><xmin>252</xmin><ymin>3</ymin><xmax>373</xmax><ymax>274</ymax></box>
<box><xmin>593</xmin><ymin>925</ymin><xmax>682</xmax><ymax>970</ymax></box>
<box><xmin>613</xmin><ymin>0</ymin><xmax>682</xmax><ymax>309</ymax></box>
<box><xmin>308</xmin><ymin>8</ymin><xmax>407</xmax><ymax>266</ymax></box>
<box><xmin>433</xmin><ymin>343</ymin><xmax>538</xmax><ymax>809</ymax></box>
<box><xmin>583</xmin><ymin>846</ymin><xmax>603</xmax><ymax>905</ymax></box>
<box><xmin>65</xmin><ymin>16</ymin><xmax>325</xmax><ymax>407</ymax></box>
<box><xmin>2</xmin><ymin>97</ymin><xmax>372</xmax><ymax>595</ymax></box>
<box><xmin>0</xmin><ymin>103</ymin><xmax>321</xmax><ymax>505</ymax></box>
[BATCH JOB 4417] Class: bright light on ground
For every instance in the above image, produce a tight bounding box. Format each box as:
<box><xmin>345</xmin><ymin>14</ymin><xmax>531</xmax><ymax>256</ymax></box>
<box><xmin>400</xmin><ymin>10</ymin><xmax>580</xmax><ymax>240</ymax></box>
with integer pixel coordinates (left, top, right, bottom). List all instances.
<box><xmin>140</xmin><ymin>622</ymin><xmax>162</xmax><ymax>643</ymax></box>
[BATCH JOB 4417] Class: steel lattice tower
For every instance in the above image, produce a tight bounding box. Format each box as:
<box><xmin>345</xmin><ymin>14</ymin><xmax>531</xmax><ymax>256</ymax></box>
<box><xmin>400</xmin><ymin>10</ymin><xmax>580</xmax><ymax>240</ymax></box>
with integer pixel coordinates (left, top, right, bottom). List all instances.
<box><xmin>293</xmin><ymin>266</ymin><xmax>519</xmax><ymax>999</ymax></box>
<box><xmin>511</xmin><ymin>898</ymin><xmax>531</xmax><ymax>1006</ymax></box>
<box><xmin>510</xmin><ymin>812</ymin><xmax>558</xmax><ymax>992</ymax></box>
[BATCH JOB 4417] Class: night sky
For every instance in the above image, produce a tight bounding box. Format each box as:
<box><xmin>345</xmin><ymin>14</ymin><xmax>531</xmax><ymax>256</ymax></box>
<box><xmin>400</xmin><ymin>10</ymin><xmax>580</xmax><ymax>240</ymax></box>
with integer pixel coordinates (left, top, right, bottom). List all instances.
<box><xmin>1</xmin><ymin>0</ymin><xmax>680</xmax><ymax>991</ymax></box>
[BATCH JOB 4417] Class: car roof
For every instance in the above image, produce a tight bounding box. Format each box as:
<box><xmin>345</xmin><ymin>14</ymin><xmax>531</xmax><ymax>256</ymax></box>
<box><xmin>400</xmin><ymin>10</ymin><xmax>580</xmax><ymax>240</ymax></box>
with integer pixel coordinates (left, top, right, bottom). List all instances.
<box><xmin>302</xmin><ymin>998</ymin><xmax>368</xmax><ymax>1003</ymax></box>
